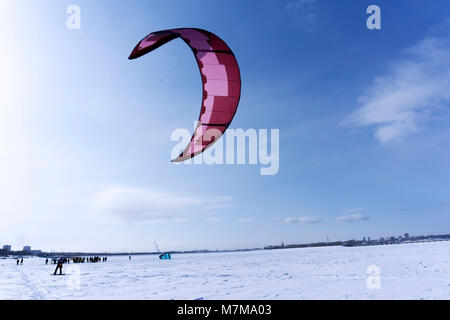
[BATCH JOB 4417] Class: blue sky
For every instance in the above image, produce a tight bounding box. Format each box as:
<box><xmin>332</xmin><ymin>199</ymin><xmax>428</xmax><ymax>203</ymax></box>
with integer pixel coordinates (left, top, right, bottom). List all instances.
<box><xmin>1</xmin><ymin>0</ymin><xmax>450</xmax><ymax>252</ymax></box>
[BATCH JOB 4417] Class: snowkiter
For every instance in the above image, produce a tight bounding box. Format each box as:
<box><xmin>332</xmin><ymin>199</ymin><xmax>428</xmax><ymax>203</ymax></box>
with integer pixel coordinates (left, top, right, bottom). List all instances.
<box><xmin>54</xmin><ymin>258</ymin><xmax>64</xmax><ymax>275</ymax></box>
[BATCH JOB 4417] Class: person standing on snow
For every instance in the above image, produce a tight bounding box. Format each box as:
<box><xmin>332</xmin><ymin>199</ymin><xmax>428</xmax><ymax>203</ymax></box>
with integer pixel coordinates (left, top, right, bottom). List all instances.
<box><xmin>54</xmin><ymin>257</ymin><xmax>64</xmax><ymax>275</ymax></box>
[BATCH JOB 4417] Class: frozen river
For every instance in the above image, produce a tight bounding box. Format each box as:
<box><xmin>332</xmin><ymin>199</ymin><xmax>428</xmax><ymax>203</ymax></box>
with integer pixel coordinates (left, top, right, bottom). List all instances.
<box><xmin>1</xmin><ymin>241</ymin><xmax>449</xmax><ymax>299</ymax></box>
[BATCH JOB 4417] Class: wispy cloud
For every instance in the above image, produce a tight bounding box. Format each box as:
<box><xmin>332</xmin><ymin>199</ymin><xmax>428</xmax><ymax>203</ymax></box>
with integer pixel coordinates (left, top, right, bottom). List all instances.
<box><xmin>285</xmin><ymin>217</ymin><xmax>322</xmax><ymax>224</ymax></box>
<box><xmin>237</xmin><ymin>218</ymin><xmax>254</xmax><ymax>223</ymax></box>
<box><xmin>346</xmin><ymin>208</ymin><xmax>366</xmax><ymax>213</ymax></box>
<box><xmin>336</xmin><ymin>213</ymin><xmax>370</xmax><ymax>222</ymax></box>
<box><xmin>343</xmin><ymin>21</ymin><xmax>450</xmax><ymax>144</ymax></box>
<box><xmin>92</xmin><ymin>187</ymin><xmax>232</xmax><ymax>222</ymax></box>
<box><xmin>204</xmin><ymin>203</ymin><xmax>234</xmax><ymax>211</ymax></box>
<box><xmin>206</xmin><ymin>216</ymin><xmax>222</xmax><ymax>222</ymax></box>
<box><xmin>286</xmin><ymin>0</ymin><xmax>318</xmax><ymax>32</ymax></box>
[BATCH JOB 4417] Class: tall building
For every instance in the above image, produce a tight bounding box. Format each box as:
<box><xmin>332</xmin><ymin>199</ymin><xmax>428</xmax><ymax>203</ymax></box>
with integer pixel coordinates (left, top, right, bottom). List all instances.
<box><xmin>2</xmin><ymin>245</ymin><xmax>11</xmax><ymax>252</ymax></box>
<box><xmin>23</xmin><ymin>246</ymin><xmax>31</xmax><ymax>253</ymax></box>
<box><xmin>404</xmin><ymin>233</ymin><xmax>410</xmax><ymax>240</ymax></box>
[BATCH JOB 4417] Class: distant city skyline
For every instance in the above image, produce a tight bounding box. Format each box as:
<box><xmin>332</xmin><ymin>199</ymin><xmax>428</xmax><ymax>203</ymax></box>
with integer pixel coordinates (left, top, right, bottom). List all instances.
<box><xmin>1</xmin><ymin>1</ymin><xmax>450</xmax><ymax>252</ymax></box>
<box><xmin>3</xmin><ymin>231</ymin><xmax>450</xmax><ymax>254</ymax></box>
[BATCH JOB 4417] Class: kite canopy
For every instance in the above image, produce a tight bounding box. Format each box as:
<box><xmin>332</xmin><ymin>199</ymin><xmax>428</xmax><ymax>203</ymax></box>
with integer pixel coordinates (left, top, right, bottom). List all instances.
<box><xmin>129</xmin><ymin>28</ymin><xmax>241</xmax><ymax>162</ymax></box>
<box><xmin>159</xmin><ymin>253</ymin><xmax>171</xmax><ymax>260</ymax></box>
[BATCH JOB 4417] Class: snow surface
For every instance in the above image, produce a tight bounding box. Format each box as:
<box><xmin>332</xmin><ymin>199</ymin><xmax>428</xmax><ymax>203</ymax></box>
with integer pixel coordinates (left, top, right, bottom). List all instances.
<box><xmin>1</xmin><ymin>241</ymin><xmax>450</xmax><ymax>300</ymax></box>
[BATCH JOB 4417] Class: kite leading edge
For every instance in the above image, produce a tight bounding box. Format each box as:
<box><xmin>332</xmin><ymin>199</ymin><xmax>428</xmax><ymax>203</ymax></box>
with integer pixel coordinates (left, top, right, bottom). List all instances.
<box><xmin>128</xmin><ymin>28</ymin><xmax>241</xmax><ymax>162</ymax></box>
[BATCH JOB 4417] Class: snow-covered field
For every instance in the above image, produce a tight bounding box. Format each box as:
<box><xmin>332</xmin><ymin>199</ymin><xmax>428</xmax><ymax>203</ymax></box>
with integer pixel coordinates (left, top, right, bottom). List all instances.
<box><xmin>1</xmin><ymin>241</ymin><xmax>449</xmax><ymax>300</ymax></box>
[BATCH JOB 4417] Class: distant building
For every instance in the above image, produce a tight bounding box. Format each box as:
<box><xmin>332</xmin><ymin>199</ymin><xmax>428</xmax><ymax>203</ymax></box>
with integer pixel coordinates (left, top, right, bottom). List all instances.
<box><xmin>23</xmin><ymin>246</ymin><xmax>31</xmax><ymax>253</ymax></box>
<box><xmin>30</xmin><ymin>250</ymin><xmax>42</xmax><ymax>256</ymax></box>
<box><xmin>2</xmin><ymin>245</ymin><xmax>11</xmax><ymax>252</ymax></box>
<box><xmin>404</xmin><ymin>233</ymin><xmax>410</xmax><ymax>240</ymax></box>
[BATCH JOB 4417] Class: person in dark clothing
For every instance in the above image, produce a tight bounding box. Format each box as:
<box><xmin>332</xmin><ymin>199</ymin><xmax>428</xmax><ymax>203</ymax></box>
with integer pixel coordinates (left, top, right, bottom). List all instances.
<box><xmin>16</xmin><ymin>259</ymin><xmax>19</xmax><ymax>265</ymax></box>
<box><xmin>20</xmin><ymin>258</ymin><xmax>23</xmax><ymax>265</ymax></box>
<box><xmin>54</xmin><ymin>258</ymin><xmax>64</xmax><ymax>275</ymax></box>
<box><xmin>45</xmin><ymin>258</ymin><xmax>48</xmax><ymax>265</ymax></box>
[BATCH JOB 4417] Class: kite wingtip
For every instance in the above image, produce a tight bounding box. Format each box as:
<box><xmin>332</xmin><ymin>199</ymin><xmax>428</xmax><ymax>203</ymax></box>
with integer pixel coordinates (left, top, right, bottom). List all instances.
<box><xmin>171</xmin><ymin>154</ymin><xmax>191</xmax><ymax>163</ymax></box>
<box><xmin>128</xmin><ymin>44</ymin><xmax>142</xmax><ymax>60</ymax></box>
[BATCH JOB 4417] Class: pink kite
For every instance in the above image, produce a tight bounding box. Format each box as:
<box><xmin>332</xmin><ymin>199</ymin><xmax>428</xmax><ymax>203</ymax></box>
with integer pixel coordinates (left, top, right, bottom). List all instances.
<box><xmin>129</xmin><ymin>28</ymin><xmax>241</xmax><ymax>162</ymax></box>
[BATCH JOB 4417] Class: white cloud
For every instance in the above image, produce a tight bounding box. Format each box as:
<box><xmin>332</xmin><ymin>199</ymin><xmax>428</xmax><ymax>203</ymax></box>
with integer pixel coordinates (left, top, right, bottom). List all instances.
<box><xmin>336</xmin><ymin>213</ymin><xmax>370</xmax><ymax>222</ymax></box>
<box><xmin>237</xmin><ymin>218</ymin><xmax>254</xmax><ymax>223</ymax></box>
<box><xmin>206</xmin><ymin>216</ymin><xmax>222</xmax><ymax>222</ymax></box>
<box><xmin>92</xmin><ymin>187</ymin><xmax>232</xmax><ymax>222</ymax></box>
<box><xmin>344</xmin><ymin>23</ymin><xmax>450</xmax><ymax>144</ymax></box>
<box><xmin>346</xmin><ymin>208</ymin><xmax>366</xmax><ymax>213</ymax></box>
<box><xmin>204</xmin><ymin>203</ymin><xmax>234</xmax><ymax>211</ymax></box>
<box><xmin>285</xmin><ymin>217</ymin><xmax>322</xmax><ymax>224</ymax></box>
<box><xmin>286</xmin><ymin>0</ymin><xmax>318</xmax><ymax>32</ymax></box>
